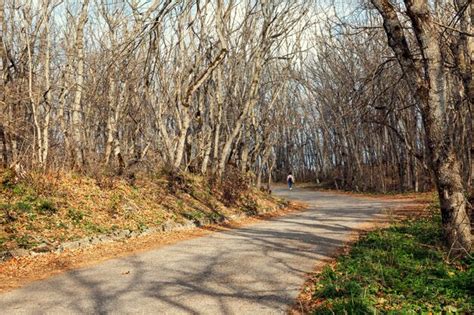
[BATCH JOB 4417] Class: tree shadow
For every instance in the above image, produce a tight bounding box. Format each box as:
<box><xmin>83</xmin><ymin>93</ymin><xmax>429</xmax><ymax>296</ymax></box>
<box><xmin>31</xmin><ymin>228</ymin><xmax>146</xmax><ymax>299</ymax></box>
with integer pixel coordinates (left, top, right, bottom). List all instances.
<box><xmin>0</xmin><ymin>190</ymin><xmax>411</xmax><ymax>314</ymax></box>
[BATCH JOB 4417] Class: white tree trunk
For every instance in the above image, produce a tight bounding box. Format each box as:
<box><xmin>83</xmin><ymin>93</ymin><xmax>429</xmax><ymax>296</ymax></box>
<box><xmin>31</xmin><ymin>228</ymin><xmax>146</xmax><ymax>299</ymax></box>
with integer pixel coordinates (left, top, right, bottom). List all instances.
<box><xmin>71</xmin><ymin>0</ymin><xmax>89</xmax><ymax>168</ymax></box>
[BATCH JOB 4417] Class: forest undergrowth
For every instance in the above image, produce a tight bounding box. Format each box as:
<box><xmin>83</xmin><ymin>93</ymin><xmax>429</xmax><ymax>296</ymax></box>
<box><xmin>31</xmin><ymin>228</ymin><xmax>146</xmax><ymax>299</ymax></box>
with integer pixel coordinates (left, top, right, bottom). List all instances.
<box><xmin>0</xmin><ymin>167</ymin><xmax>285</xmax><ymax>254</ymax></box>
<box><xmin>300</xmin><ymin>203</ymin><xmax>473</xmax><ymax>314</ymax></box>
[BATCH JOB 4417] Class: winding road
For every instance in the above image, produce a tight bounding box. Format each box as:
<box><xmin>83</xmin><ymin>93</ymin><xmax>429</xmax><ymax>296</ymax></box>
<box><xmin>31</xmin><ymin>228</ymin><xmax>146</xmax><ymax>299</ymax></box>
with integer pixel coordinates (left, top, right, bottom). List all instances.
<box><xmin>0</xmin><ymin>187</ymin><xmax>411</xmax><ymax>314</ymax></box>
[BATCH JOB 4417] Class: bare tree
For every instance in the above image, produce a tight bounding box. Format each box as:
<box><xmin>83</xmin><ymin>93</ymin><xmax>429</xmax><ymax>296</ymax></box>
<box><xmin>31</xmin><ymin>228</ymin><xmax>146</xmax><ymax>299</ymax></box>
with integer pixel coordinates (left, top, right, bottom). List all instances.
<box><xmin>0</xmin><ymin>0</ymin><xmax>470</xmax><ymax>254</ymax></box>
<box><xmin>370</xmin><ymin>0</ymin><xmax>471</xmax><ymax>254</ymax></box>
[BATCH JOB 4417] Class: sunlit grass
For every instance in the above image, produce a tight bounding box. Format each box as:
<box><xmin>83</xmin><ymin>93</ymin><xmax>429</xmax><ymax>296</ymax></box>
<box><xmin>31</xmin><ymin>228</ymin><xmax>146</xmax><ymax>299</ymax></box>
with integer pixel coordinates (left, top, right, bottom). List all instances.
<box><xmin>311</xmin><ymin>213</ymin><xmax>473</xmax><ymax>314</ymax></box>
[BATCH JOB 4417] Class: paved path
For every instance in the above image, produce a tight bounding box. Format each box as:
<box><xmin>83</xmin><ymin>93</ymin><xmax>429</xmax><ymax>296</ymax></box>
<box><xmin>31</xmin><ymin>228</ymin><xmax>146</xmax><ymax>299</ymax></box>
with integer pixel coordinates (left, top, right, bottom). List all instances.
<box><xmin>0</xmin><ymin>187</ymin><xmax>410</xmax><ymax>314</ymax></box>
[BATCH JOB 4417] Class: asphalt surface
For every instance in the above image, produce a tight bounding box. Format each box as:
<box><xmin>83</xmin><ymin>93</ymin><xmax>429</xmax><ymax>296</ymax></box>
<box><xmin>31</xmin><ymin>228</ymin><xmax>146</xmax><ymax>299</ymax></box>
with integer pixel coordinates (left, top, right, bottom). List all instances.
<box><xmin>0</xmin><ymin>187</ymin><xmax>410</xmax><ymax>314</ymax></box>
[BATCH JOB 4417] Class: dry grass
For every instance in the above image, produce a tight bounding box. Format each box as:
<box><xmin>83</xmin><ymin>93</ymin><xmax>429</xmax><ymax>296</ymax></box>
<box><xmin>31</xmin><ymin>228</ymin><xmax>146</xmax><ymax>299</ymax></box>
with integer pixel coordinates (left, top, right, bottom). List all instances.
<box><xmin>0</xmin><ymin>169</ymin><xmax>285</xmax><ymax>252</ymax></box>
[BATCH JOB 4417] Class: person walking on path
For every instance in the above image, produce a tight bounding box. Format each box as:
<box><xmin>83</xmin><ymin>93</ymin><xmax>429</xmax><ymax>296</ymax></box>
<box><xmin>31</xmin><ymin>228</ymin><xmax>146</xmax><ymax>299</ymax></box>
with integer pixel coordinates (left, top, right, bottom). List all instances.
<box><xmin>287</xmin><ymin>172</ymin><xmax>295</xmax><ymax>190</ymax></box>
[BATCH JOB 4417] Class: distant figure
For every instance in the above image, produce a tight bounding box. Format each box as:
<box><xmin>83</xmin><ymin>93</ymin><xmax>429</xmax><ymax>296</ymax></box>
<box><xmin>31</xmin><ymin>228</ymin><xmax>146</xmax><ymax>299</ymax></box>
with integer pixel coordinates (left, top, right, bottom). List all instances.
<box><xmin>287</xmin><ymin>172</ymin><xmax>295</xmax><ymax>190</ymax></box>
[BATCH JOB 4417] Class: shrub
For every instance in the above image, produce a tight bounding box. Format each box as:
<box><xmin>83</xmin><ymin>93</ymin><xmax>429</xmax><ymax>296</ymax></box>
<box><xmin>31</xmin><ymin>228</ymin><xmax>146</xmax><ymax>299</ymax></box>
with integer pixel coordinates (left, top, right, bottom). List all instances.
<box><xmin>12</xmin><ymin>184</ymin><xmax>26</xmax><ymax>195</ymax></box>
<box><xmin>15</xmin><ymin>235</ymin><xmax>37</xmax><ymax>249</ymax></box>
<box><xmin>211</xmin><ymin>166</ymin><xmax>250</xmax><ymax>206</ymax></box>
<box><xmin>36</xmin><ymin>199</ymin><xmax>57</xmax><ymax>214</ymax></box>
<box><xmin>207</xmin><ymin>211</ymin><xmax>223</xmax><ymax>222</ymax></box>
<box><xmin>165</xmin><ymin>168</ymin><xmax>192</xmax><ymax>194</ymax></box>
<box><xmin>94</xmin><ymin>170</ymin><xmax>117</xmax><ymax>190</ymax></box>
<box><xmin>0</xmin><ymin>169</ymin><xmax>17</xmax><ymax>189</ymax></box>
<box><xmin>241</xmin><ymin>197</ymin><xmax>258</xmax><ymax>215</ymax></box>
<box><xmin>67</xmin><ymin>208</ymin><xmax>86</xmax><ymax>224</ymax></box>
<box><xmin>183</xmin><ymin>210</ymin><xmax>204</xmax><ymax>223</ymax></box>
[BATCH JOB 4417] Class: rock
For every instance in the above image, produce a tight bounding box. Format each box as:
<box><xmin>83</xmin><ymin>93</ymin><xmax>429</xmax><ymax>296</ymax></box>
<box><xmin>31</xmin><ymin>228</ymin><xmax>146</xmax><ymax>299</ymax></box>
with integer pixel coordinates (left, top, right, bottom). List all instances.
<box><xmin>180</xmin><ymin>220</ymin><xmax>196</xmax><ymax>230</ymax></box>
<box><xmin>229</xmin><ymin>214</ymin><xmax>244</xmax><ymax>220</ymax></box>
<box><xmin>32</xmin><ymin>243</ymin><xmax>53</xmax><ymax>253</ymax></box>
<box><xmin>100</xmin><ymin>235</ymin><xmax>115</xmax><ymax>243</ymax></box>
<box><xmin>128</xmin><ymin>231</ymin><xmax>140</xmax><ymax>238</ymax></box>
<box><xmin>88</xmin><ymin>237</ymin><xmax>100</xmax><ymax>245</ymax></box>
<box><xmin>58</xmin><ymin>240</ymin><xmax>83</xmax><ymax>251</ymax></box>
<box><xmin>41</xmin><ymin>209</ymin><xmax>270</xmax><ymax>257</ymax></box>
<box><xmin>9</xmin><ymin>248</ymin><xmax>29</xmax><ymax>258</ymax></box>
<box><xmin>0</xmin><ymin>251</ymin><xmax>12</xmax><ymax>261</ymax></box>
<box><xmin>199</xmin><ymin>218</ymin><xmax>211</xmax><ymax>226</ymax></box>
<box><xmin>88</xmin><ymin>235</ymin><xmax>112</xmax><ymax>245</ymax></box>
<box><xmin>220</xmin><ymin>217</ymin><xmax>230</xmax><ymax>224</ymax></box>
<box><xmin>112</xmin><ymin>230</ymin><xmax>129</xmax><ymax>239</ymax></box>
<box><xmin>162</xmin><ymin>221</ymin><xmax>177</xmax><ymax>232</ymax></box>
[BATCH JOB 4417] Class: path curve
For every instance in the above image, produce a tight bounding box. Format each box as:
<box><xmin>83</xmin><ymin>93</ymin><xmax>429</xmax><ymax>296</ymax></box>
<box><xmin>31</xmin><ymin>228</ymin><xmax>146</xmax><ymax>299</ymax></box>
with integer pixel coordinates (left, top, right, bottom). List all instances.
<box><xmin>0</xmin><ymin>187</ymin><xmax>410</xmax><ymax>314</ymax></box>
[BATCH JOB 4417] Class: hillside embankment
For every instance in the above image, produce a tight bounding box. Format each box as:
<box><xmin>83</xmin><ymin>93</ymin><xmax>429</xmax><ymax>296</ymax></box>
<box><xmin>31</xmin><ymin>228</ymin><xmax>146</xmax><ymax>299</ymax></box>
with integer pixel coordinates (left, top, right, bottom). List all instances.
<box><xmin>0</xmin><ymin>168</ymin><xmax>289</xmax><ymax>259</ymax></box>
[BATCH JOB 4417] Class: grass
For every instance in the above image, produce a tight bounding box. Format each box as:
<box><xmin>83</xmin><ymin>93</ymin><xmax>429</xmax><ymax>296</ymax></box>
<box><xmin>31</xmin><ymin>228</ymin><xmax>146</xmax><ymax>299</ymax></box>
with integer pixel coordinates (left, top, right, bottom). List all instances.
<box><xmin>309</xmin><ymin>213</ymin><xmax>473</xmax><ymax>314</ymax></box>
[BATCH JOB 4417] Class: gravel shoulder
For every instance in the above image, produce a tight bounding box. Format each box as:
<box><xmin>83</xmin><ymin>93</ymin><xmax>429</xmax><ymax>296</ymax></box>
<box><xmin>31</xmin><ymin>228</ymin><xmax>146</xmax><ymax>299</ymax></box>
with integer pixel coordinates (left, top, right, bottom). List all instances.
<box><xmin>0</xmin><ymin>187</ymin><xmax>414</xmax><ymax>314</ymax></box>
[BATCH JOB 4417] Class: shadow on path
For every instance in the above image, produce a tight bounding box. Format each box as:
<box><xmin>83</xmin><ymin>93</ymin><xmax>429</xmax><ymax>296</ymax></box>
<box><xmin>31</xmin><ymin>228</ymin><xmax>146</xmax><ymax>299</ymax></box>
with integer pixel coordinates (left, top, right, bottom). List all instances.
<box><xmin>0</xmin><ymin>188</ymin><xmax>410</xmax><ymax>314</ymax></box>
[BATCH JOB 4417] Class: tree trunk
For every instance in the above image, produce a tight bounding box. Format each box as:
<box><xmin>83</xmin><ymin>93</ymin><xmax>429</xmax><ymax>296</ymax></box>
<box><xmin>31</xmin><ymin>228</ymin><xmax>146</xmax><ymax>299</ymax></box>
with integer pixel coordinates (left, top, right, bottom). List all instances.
<box><xmin>173</xmin><ymin>108</ymin><xmax>191</xmax><ymax>169</ymax></box>
<box><xmin>71</xmin><ymin>0</ymin><xmax>89</xmax><ymax>169</ymax></box>
<box><xmin>372</xmin><ymin>0</ymin><xmax>472</xmax><ymax>254</ymax></box>
<box><xmin>0</xmin><ymin>0</ymin><xmax>7</xmax><ymax>167</ymax></box>
<box><xmin>41</xmin><ymin>2</ymin><xmax>51</xmax><ymax>170</ymax></box>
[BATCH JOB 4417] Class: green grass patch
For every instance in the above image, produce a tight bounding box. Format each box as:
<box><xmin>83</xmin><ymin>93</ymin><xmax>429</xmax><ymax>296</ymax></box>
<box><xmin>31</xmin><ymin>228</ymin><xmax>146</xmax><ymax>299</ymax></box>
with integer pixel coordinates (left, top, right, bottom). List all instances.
<box><xmin>311</xmin><ymin>215</ymin><xmax>473</xmax><ymax>314</ymax></box>
<box><xmin>182</xmin><ymin>210</ymin><xmax>205</xmax><ymax>222</ymax></box>
<box><xmin>15</xmin><ymin>201</ymin><xmax>33</xmax><ymax>213</ymax></box>
<box><xmin>67</xmin><ymin>208</ymin><xmax>86</xmax><ymax>224</ymax></box>
<box><xmin>241</xmin><ymin>197</ymin><xmax>258</xmax><ymax>215</ymax></box>
<box><xmin>207</xmin><ymin>211</ymin><xmax>223</xmax><ymax>222</ymax></box>
<box><xmin>15</xmin><ymin>234</ymin><xmax>38</xmax><ymax>249</ymax></box>
<box><xmin>36</xmin><ymin>199</ymin><xmax>57</xmax><ymax>214</ymax></box>
<box><xmin>83</xmin><ymin>221</ymin><xmax>108</xmax><ymax>234</ymax></box>
<box><xmin>137</xmin><ymin>222</ymin><xmax>148</xmax><ymax>232</ymax></box>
